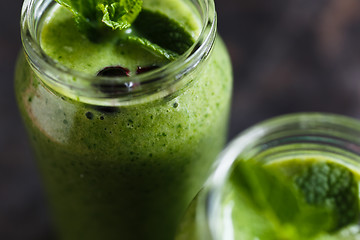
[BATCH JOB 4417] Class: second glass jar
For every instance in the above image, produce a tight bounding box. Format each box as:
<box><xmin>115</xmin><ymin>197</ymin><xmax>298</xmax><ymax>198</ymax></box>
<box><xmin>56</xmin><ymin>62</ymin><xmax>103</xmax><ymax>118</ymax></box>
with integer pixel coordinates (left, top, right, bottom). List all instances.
<box><xmin>176</xmin><ymin>113</ymin><xmax>360</xmax><ymax>240</ymax></box>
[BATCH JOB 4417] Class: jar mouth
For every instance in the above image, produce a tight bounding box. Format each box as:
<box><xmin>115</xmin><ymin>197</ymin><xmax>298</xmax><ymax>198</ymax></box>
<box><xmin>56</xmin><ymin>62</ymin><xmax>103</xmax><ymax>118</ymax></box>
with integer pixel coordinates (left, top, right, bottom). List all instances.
<box><xmin>204</xmin><ymin>112</ymin><xmax>360</xmax><ymax>240</ymax></box>
<box><xmin>20</xmin><ymin>0</ymin><xmax>217</xmax><ymax>106</ymax></box>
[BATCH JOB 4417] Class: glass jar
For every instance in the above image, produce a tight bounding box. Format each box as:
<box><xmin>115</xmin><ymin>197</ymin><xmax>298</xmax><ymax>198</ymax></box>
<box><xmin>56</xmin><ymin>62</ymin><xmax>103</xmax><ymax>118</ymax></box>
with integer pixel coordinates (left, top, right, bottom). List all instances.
<box><xmin>176</xmin><ymin>113</ymin><xmax>360</xmax><ymax>240</ymax></box>
<box><xmin>15</xmin><ymin>0</ymin><xmax>232</xmax><ymax>239</ymax></box>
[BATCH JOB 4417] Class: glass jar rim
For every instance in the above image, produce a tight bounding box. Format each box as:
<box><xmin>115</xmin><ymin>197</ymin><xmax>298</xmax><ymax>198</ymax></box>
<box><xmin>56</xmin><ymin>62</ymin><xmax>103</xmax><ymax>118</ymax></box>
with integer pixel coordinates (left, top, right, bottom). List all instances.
<box><xmin>204</xmin><ymin>112</ymin><xmax>360</xmax><ymax>239</ymax></box>
<box><xmin>20</xmin><ymin>0</ymin><xmax>217</xmax><ymax>106</ymax></box>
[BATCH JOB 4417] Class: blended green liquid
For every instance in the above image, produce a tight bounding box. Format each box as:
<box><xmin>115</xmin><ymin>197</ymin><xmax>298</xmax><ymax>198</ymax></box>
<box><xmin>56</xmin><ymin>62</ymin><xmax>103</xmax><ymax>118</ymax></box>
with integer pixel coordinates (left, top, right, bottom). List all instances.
<box><xmin>15</xmin><ymin>0</ymin><xmax>232</xmax><ymax>240</ymax></box>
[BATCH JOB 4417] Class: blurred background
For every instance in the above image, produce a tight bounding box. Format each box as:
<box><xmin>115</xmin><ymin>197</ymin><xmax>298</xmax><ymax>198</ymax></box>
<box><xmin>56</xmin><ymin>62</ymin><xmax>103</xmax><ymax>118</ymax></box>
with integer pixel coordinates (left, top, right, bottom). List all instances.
<box><xmin>2</xmin><ymin>0</ymin><xmax>360</xmax><ymax>239</ymax></box>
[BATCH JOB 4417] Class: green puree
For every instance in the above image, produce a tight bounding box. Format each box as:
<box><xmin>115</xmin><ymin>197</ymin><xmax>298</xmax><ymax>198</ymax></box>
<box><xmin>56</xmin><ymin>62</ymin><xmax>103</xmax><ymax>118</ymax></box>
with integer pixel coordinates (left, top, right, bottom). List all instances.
<box><xmin>15</xmin><ymin>0</ymin><xmax>232</xmax><ymax>239</ymax></box>
<box><xmin>226</xmin><ymin>157</ymin><xmax>360</xmax><ymax>240</ymax></box>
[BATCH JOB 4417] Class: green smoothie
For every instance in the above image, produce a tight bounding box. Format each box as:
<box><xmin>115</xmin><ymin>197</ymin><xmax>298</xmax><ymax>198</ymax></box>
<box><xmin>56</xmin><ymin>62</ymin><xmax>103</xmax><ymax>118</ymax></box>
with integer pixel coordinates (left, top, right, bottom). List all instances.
<box><xmin>175</xmin><ymin>114</ymin><xmax>360</xmax><ymax>240</ymax></box>
<box><xmin>15</xmin><ymin>0</ymin><xmax>232</xmax><ymax>239</ymax></box>
<box><xmin>176</xmin><ymin>156</ymin><xmax>360</xmax><ymax>240</ymax></box>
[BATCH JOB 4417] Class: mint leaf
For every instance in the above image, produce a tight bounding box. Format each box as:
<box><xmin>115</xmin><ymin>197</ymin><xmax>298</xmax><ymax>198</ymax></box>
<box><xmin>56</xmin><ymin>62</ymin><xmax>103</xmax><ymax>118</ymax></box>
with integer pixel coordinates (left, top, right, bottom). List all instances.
<box><xmin>294</xmin><ymin>162</ymin><xmax>359</xmax><ymax>231</ymax></box>
<box><xmin>54</xmin><ymin>0</ymin><xmax>142</xmax><ymax>39</ymax></box>
<box><xmin>53</xmin><ymin>0</ymin><xmax>100</xmax><ymax>39</ymax></box>
<box><xmin>230</xmin><ymin>160</ymin><xmax>335</xmax><ymax>239</ymax></box>
<box><xmin>132</xmin><ymin>9</ymin><xmax>194</xmax><ymax>55</ymax></box>
<box><xmin>125</xmin><ymin>35</ymin><xmax>179</xmax><ymax>60</ymax></box>
<box><xmin>116</xmin><ymin>9</ymin><xmax>194</xmax><ymax>60</ymax></box>
<box><xmin>98</xmin><ymin>0</ymin><xmax>142</xmax><ymax>30</ymax></box>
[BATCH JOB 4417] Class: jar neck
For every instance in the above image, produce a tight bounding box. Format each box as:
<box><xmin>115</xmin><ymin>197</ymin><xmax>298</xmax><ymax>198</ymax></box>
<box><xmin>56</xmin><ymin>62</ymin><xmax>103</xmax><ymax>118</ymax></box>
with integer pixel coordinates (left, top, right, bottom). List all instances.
<box><xmin>21</xmin><ymin>0</ymin><xmax>217</xmax><ymax>106</ymax></box>
<box><xmin>203</xmin><ymin>113</ymin><xmax>360</xmax><ymax>240</ymax></box>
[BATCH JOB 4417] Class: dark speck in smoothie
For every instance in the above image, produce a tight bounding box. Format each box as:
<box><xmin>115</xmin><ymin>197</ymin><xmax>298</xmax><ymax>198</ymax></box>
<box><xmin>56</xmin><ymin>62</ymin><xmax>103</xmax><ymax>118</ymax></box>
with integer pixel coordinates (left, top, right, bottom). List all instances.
<box><xmin>85</xmin><ymin>112</ymin><xmax>94</xmax><ymax>120</ymax></box>
<box><xmin>173</xmin><ymin>102</ymin><xmax>179</xmax><ymax>108</ymax></box>
<box><xmin>100</xmin><ymin>116</ymin><xmax>105</xmax><ymax>120</ymax></box>
<box><xmin>97</xmin><ymin>66</ymin><xmax>130</xmax><ymax>77</ymax></box>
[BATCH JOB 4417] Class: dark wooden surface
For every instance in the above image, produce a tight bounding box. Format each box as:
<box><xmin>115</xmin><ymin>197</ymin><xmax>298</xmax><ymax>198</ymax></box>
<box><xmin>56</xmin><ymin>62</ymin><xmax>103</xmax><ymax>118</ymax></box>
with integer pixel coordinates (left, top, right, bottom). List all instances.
<box><xmin>2</xmin><ymin>0</ymin><xmax>360</xmax><ymax>239</ymax></box>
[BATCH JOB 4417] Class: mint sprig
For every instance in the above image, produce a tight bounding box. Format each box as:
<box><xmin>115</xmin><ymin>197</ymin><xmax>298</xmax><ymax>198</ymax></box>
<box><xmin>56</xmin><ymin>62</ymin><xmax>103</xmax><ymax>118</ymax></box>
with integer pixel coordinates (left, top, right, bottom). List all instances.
<box><xmin>98</xmin><ymin>0</ymin><xmax>142</xmax><ymax>30</ymax></box>
<box><xmin>294</xmin><ymin>162</ymin><xmax>359</xmax><ymax>232</ymax></box>
<box><xmin>125</xmin><ymin>35</ymin><xmax>179</xmax><ymax>60</ymax></box>
<box><xmin>54</xmin><ymin>0</ymin><xmax>143</xmax><ymax>39</ymax></box>
<box><xmin>132</xmin><ymin>9</ymin><xmax>194</xmax><ymax>55</ymax></box>
<box><xmin>54</xmin><ymin>1</ymin><xmax>194</xmax><ymax>60</ymax></box>
<box><xmin>230</xmin><ymin>161</ymin><xmax>336</xmax><ymax>239</ymax></box>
